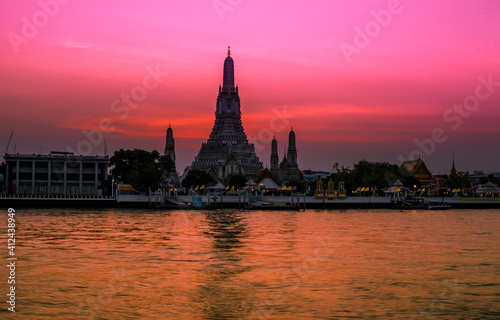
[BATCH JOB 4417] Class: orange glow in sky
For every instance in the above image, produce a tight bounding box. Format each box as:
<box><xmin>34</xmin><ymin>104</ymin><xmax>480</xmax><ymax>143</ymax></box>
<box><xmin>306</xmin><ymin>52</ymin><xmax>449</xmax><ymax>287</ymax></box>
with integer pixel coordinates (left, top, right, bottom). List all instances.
<box><xmin>1</xmin><ymin>0</ymin><xmax>499</xmax><ymax>173</ymax></box>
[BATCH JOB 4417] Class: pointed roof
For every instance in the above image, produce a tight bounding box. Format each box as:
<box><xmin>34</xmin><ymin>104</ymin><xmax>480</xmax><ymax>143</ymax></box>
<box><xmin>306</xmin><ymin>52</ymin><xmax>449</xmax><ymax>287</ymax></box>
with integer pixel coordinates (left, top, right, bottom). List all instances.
<box><xmin>280</xmin><ymin>153</ymin><xmax>287</xmax><ymax>166</ymax></box>
<box><xmin>451</xmin><ymin>150</ymin><xmax>457</xmax><ymax>175</ymax></box>
<box><xmin>400</xmin><ymin>158</ymin><xmax>430</xmax><ymax>175</ymax></box>
<box><xmin>271</xmin><ymin>135</ymin><xmax>278</xmax><ymax>155</ymax></box>
<box><xmin>253</xmin><ymin>168</ymin><xmax>280</xmax><ymax>188</ymax></box>
<box><xmin>288</xmin><ymin>127</ymin><xmax>296</xmax><ymax>150</ymax></box>
<box><xmin>207</xmin><ymin>167</ymin><xmax>225</xmax><ymax>185</ymax></box>
<box><xmin>476</xmin><ymin>181</ymin><xmax>500</xmax><ymax>193</ymax></box>
<box><xmin>400</xmin><ymin>158</ymin><xmax>435</xmax><ymax>185</ymax></box>
<box><xmin>393</xmin><ymin>179</ymin><xmax>404</xmax><ymax>187</ymax></box>
<box><xmin>223</xmin><ymin>47</ymin><xmax>235</xmax><ymax>90</ymax></box>
<box><xmin>331</xmin><ymin>162</ymin><xmax>338</xmax><ymax>174</ymax></box>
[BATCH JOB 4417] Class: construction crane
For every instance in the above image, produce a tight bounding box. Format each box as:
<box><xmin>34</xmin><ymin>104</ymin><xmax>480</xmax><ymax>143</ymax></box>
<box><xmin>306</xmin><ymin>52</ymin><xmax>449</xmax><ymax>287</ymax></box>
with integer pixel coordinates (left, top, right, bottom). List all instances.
<box><xmin>4</xmin><ymin>131</ymin><xmax>14</xmax><ymax>155</ymax></box>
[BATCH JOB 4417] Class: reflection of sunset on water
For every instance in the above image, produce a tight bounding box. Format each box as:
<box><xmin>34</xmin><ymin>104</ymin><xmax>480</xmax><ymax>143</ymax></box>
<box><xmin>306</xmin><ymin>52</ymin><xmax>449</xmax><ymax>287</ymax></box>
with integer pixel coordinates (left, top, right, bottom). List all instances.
<box><xmin>3</xmin><ymin>208</ymin><xmax>499</xmax><ymax>319</ymax></box>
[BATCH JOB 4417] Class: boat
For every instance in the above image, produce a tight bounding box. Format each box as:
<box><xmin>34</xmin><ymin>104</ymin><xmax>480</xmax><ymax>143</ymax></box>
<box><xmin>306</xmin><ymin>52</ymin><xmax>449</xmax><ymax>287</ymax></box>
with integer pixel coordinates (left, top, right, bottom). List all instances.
<box><xmin>398</xmin><ymin>196</ymin><xmax>451</xmax><ymax>210</ymax></box>
<box><xmin>247</xmin><ymin>201</ymin><xmax>300</xmax><ymax>211</ymax></box>
<box><xmin>161</xmin><ymin>199</ymin><xmax>180</xmax><ymax>209</ymax></box>
<box><xmin>426</xmin><ymin>201</ymin><xmax>452</xmax><ymax>210</ymax></box>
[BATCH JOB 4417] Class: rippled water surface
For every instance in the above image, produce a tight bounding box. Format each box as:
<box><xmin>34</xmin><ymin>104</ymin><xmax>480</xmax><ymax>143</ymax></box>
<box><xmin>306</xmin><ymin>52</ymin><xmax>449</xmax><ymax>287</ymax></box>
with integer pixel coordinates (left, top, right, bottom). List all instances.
<box><xmin>1</xmin><ymin>208</ymin><xmax>500</xmax><ymax>319</ymax></box>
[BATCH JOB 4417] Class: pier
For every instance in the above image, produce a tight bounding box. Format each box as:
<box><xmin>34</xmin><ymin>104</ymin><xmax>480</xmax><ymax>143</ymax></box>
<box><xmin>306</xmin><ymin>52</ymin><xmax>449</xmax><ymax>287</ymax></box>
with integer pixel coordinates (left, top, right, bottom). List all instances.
<box><xmin>1</xmin><ymin>193</ymin><xmax>500</xmax><ymax>209</ymax></box>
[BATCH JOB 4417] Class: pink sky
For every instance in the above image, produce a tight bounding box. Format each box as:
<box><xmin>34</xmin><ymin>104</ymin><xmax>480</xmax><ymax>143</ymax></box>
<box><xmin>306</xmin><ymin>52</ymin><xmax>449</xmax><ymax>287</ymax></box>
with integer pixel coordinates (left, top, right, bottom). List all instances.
<box><xmin>1</xmin><ymin>0</ymin><xmax>499</xmax><ymax>174</ymax></box>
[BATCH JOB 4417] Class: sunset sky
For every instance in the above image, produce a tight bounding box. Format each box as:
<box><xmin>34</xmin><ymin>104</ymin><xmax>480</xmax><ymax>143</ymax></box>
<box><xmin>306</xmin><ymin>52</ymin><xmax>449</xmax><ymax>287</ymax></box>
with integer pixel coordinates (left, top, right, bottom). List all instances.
<box><xmin>1</xmin><ymin>0</ymin><xmax>499</xmax><ymax>174</ymax></box>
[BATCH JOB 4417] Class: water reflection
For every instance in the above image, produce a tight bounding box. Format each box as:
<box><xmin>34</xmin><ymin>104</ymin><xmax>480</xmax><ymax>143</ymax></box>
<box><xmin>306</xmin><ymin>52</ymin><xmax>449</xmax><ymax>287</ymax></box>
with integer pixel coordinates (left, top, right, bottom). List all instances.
<box><xmin>203</xmin><ymin>210</ymin><xmax>248</xmax><ymax>251</ymax></box>
<box><xmin>5</xmin><ymin>209</ymin><xmax>500</xmax><ymax>319</ymax></box>
<box><xmin>194</xmin><ymin>210</ymin><xmax>255</xmax><ymax>319</ymax></box>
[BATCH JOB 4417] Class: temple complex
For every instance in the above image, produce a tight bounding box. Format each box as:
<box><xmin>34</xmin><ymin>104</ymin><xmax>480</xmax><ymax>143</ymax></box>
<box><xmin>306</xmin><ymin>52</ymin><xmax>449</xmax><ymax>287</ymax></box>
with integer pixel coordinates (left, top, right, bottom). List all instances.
<box><xmin>190</xmin><ymin>47</ymin><xmax>263</xmax><ymax>179</ymax></box>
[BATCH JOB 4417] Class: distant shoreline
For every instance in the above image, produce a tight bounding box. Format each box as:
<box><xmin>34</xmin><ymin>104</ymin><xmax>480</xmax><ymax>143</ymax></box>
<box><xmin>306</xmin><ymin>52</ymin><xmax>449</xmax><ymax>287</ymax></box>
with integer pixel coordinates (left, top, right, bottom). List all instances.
<box><xmin>1</xmin><ymin>196</ymin><xmax>500</xmax><ymax>210</ymax></box>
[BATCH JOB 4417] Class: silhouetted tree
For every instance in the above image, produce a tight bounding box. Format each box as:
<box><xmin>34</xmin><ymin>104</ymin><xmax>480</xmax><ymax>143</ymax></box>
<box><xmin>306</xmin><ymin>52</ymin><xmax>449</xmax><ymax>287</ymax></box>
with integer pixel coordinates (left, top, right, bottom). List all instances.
<box><xmin>286</xmin><ymin>179</ymin><xmax>306</xmax><ymax>192</ymax></box>
<box><xmin>159</xmin><ymin>155</ymin><xmax>176</xmax><ymax>174</ymax></box>
<box><xmin>327</xmin><ymin>160</ymin><xmax>421</xmax><ymax>196</ymax></box>
<box><xmin>448</xmin><ymin>171</ymin><xmax>470</xmax><ymax>189</ymax></box>
<box><xmin>224</xmin><ymin>173</ymin><xmax>247</xmax><ymax>190</ymax></box>
<box><xmin>329</xmin><ymin>166</ymin><xmax>354</xmax><ymax>194</ymax></box>
<box><xmin>181</xmin><ymin>169</ymin><xmax>215</xmax><ymax>189</ymax></box>
<box><xmin>109</xmin><ymin>149</ymin><xmax>165</xmax><ymax>192</ymax></box>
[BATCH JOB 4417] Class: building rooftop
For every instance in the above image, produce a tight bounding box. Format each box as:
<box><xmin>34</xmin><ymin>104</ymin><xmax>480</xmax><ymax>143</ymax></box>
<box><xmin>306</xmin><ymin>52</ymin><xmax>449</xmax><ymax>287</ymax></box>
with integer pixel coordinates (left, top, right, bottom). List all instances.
<box><xmin>4</xmin><ymin>153</ymin><xmax>109</xmax><ymax>161</ymax></box>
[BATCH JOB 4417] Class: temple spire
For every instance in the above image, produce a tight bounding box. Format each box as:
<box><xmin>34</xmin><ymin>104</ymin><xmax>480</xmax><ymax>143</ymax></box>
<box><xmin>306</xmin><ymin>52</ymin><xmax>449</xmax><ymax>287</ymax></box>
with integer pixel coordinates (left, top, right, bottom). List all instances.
<box><xmin>287</xmin><ymin>127</ymin><xmax>297</xmax><ymax>164</ymax></box>
<box><xmin>191</xmin><ymin>48</ymin><xmax>263</xmax><ymax>179</ymax></box>
<box><xmin>164</xmin><ymin>124</ymin><xmax>178</xmax><ymax>183</ymax></box>
<box><xmin>451</xmin><ymin>150</ymin><xmax>457</xmax><ymax>175</ymax></box>
<box><xmin>222</xmin><ymin>47</ymin><xmax>235</xmax><ymax>91</ymax></box>
<box><xmin>165</xmin><ymin>124</ymin><xmax>175</xmax><ymax>162</ymax></box>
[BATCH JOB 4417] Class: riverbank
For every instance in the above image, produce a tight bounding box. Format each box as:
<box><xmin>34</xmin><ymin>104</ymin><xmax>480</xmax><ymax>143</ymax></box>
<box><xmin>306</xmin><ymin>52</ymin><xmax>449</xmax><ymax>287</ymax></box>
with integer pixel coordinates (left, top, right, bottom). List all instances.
<box><xmin>1</xmin><ymin>194</ymin><xmax>500</xmax><ymax>209</ymax></box>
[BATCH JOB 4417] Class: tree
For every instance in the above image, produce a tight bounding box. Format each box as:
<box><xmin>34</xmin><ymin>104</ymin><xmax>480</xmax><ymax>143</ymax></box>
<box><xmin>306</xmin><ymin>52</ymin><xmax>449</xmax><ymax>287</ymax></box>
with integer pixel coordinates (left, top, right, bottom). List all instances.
<box><xmin>459</xmin><ymin>172</ymin><xmax>471</xmax><ymax>188</ymax></box>
<box><xmin>159</xmin><ymin>155</ymin><xmax>176</xmax><ymax>174</ymax></box>
<box><xmin>447</xmin><ymin>171</ymin><xmax>470</xmax><ymax>189</ymax></box>
<box><xmin>328</xmin><ymin>166</ymin><xmax>354</xmax><ymax>195</ymax></box>
<box><xmin>327</xmin><ymin>160</ymin><xmax>418</xmax><ymax>196</ymax></box>
<box><xmin>344</xmin><ymin>161</ymin><xmax>401</xmax><ymax>190</ymax></box>
<box><xmin>224</xmin><ymin>173</ymin><xmax>247</xmax><ymax>190</ymax></box>
<box><xmin>181</xmin><ymin>169</ymin><xmax>215</xmax><ymax>189</ymax></box>
<box><xmin>109</xmin><ymin>149</ymin><xmax>165</xmax><ymax>193</ymax></box>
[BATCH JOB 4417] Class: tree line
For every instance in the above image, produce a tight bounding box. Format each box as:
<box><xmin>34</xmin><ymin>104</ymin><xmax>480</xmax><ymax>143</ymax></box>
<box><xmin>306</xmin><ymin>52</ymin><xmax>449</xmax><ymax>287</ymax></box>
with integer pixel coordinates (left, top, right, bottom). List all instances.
<box><xmin>107</xmin><ymin>150</ymin><xmax>473</xmax><ymax>195</ymax></box>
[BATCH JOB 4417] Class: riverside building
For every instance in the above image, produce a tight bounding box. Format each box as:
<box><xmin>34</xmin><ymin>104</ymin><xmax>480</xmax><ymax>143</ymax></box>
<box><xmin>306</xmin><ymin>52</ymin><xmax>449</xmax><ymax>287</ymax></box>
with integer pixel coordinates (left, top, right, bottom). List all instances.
<box><xmin>4</xmin><ymin>152</ymin><xmax>108</xmax><ymax>195</ymax></box>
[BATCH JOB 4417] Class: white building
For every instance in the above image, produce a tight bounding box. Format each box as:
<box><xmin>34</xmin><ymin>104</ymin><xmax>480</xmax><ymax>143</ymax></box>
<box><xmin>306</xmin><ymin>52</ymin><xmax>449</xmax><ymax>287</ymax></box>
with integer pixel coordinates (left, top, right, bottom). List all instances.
<box><xmin>4</xmin><ymin>152</ymin><xmax>109</xmax><ymax>196</ymax></box>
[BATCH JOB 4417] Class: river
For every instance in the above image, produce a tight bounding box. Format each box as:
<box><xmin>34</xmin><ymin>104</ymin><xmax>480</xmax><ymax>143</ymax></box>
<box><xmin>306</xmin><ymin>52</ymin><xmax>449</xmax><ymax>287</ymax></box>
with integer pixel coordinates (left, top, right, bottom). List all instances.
<box><xmin>1</xmin><ymin>208</ymin><xmax>499</xmax><ymax>319</ymax></box>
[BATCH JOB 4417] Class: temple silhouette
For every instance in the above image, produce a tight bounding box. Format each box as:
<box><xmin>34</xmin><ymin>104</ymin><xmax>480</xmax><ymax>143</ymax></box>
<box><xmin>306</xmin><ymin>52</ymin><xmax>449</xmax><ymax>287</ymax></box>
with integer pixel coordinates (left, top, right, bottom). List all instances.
<box><xmin>190</xmin><ymin>47</ymin><xmax>263</xmax><ymax>179</ymax></box>
<box><xmin>164</xmin><ymin>124</ymin><xmax>179</xmax><ymax>183</ymax></box>
<box><xmin>271</xmin><ymin>129</ymin><xmax>302</xmax><ymax>183</ymax></box>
